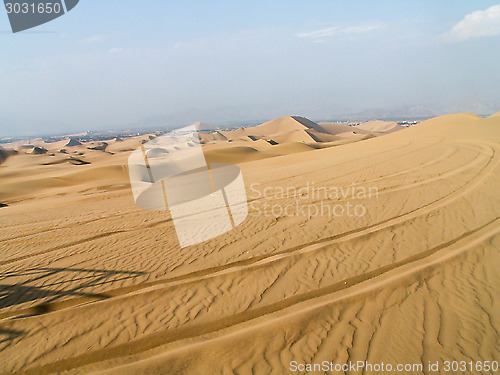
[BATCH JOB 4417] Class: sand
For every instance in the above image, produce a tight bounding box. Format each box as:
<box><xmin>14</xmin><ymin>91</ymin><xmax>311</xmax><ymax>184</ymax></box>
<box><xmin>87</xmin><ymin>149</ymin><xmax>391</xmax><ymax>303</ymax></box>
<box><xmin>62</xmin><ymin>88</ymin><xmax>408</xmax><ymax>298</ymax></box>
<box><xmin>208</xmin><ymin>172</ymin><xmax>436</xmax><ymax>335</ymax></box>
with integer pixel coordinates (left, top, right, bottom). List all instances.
<box><xmin>354</xmin><ymin>120</ymin><xmax>404</xmax><ymax>133</ymax></box>
<box><xmin>0</xmin><ymin>113</ymin><xmax>499</xmax><ymax>374</ymax></box>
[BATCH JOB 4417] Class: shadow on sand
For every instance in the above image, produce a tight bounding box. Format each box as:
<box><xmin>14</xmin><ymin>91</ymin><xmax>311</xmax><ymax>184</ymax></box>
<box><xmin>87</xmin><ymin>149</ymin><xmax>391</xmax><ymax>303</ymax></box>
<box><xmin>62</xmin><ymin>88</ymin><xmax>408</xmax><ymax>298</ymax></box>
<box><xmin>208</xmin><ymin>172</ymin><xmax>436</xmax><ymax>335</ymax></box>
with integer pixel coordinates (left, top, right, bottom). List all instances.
<box><xmin>0</xmin><ymin>267</ymin><xmax>145</xmax><ymax>344</ymax></box>
<box><xmin>0</xmin><ymin>328</ymin><xmax>25</xmax><ymax>344</ymax></box>
<box><xmin>0</xmin><ymin>267</ymin><xmax>146</xmax><ymax>312</ymax></box>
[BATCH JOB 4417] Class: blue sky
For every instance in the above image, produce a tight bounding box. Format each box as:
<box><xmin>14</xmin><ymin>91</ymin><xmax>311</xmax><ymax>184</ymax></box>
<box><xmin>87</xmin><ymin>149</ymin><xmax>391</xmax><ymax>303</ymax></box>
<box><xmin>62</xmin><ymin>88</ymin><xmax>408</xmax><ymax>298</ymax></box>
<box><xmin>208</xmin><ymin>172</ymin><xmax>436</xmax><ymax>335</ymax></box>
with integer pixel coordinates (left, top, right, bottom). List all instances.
<box><xmin>1</xmin><ymin>1</ymin><xmax>500</xmax><ymax>136</ymax></box>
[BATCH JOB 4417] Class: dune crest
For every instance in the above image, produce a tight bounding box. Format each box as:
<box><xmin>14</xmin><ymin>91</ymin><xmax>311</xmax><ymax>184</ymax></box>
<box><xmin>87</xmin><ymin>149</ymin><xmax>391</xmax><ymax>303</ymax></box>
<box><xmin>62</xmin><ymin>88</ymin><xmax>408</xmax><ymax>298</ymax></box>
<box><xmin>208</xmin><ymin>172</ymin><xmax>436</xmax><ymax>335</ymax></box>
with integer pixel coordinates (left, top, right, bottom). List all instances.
<box><xmin>355</xmin><ymin>120</ymin><xmax>404</xmax><ymax>133</ymax></box>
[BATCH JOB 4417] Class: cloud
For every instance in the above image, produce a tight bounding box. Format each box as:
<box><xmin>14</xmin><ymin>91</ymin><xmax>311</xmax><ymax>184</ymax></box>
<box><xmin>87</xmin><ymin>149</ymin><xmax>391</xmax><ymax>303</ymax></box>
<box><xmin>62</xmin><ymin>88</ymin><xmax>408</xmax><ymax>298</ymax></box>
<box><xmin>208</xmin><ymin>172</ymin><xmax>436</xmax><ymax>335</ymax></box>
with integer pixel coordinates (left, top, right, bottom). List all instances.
<box><xmin>108</xmin><ymin>48</ymin><xmax>123</xmax><ymax>54</ymax></box>
<box><xmin>297</xmin><ymin>24</ymin><xmax>381</xmax><ymax>39</ymax></box>
<box><xmin>80</xmin><ymin>35</ymin><xmax>107</xmax><ymax>44</ymax></box>
<box><xmin>446</xmin><ymin>4</ymin><xmax>500</xmax><ymax>41</ymax></box>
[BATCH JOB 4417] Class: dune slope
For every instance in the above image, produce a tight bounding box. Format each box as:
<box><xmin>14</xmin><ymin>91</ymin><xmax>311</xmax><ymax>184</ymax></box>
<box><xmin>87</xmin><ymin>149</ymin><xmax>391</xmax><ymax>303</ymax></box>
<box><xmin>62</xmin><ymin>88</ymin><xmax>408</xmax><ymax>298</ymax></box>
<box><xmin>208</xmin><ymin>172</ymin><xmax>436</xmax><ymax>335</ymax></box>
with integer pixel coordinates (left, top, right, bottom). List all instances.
<box><xmin>0</xmin><ymin>113</ymin><xmax>499</xmax><ymax>374</ymax></box>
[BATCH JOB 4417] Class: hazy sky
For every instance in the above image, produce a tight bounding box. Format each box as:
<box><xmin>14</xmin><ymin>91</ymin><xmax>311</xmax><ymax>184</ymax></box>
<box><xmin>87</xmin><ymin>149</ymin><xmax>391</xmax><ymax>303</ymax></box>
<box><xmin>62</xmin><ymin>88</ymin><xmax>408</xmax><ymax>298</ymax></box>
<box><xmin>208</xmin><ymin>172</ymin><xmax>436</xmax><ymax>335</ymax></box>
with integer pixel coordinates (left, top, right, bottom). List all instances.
<box><xmin>1</xmin><ymin>1</ymin><xmax>500</xmax><ymax>137</ymax></box>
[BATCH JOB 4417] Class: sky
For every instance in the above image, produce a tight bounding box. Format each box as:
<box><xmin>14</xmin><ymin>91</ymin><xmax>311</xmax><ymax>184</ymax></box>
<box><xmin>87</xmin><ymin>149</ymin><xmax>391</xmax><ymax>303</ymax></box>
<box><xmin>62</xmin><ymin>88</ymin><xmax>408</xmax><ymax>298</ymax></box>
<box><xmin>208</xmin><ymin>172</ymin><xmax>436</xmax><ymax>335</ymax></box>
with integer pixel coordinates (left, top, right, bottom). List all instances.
<box><xmin>1</xmin><ymin>0</ymin><xmax>500</xmax><ymax>137</ymax></box>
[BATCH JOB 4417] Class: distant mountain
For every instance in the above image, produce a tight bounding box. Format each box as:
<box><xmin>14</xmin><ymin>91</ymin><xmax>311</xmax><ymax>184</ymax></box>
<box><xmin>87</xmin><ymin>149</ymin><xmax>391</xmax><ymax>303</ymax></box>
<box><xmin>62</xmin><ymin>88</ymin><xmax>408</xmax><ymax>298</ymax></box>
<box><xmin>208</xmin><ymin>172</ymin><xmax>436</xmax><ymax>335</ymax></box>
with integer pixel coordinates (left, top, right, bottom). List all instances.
<box><xmin>329</xmin><ymin>103</ymin><xmax>499</xmax><ymax>122</ymax></box>
<box><xmin>447</xmin><ymin>103</ymin><xmax>499</xmax><ymax>117</ymax></box>
<box><xmin>331</xmin><ymin>106</ymin><xmax>442</xmax><ymax>121</ymax></box>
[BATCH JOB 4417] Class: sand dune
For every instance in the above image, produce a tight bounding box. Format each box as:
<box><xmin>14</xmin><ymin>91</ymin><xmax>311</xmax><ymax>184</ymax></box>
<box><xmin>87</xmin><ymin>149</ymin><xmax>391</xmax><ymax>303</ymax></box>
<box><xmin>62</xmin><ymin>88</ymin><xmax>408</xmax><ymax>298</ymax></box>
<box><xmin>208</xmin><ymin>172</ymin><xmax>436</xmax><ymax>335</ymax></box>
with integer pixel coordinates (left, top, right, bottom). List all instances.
<box><xmin>248</xmin><ymin>116</ymin><xmax>310</xmax><ymax>136</ymax></box>
<box><xmin>0</xmin><ymin>147</ymin><xmax>17</xmax><ymax>164</ymax></box>
<box><xmin>42</xmin><ymin>156</ymin><xmax>91</xmax><ymax>166</ymax></box>
<box><xmin>355</xmin><ymin>120</ymin><xmax>404</xmax><ymax>133</ymax></box>
<box><xmin>106</xmin><ymin>137</ymin><xmax>145</xmax><ymax>153</ymax></box>
<box><xmin>303</xmin><ymin>129</ymin><xmax>339</xmax><ymax>143</ymax></box>
<box><xmin>87</xmin><ymin>142</ymin><xmax>108</xmax><ymax>151</ymax></box>
<box><xmin>203</xmin><ymin>146</ymin><xmax>265</xmax><ymax>164</ymax></box>
<box><xmin>0</xmin><ymin>112</ymin><xmax>498</xmax><ymax>374</ymax></box>
<box><xmin>197</xmin><ymin>116</ymin><xmax>401</xmax><ymax>163</ymax></box>
<box><xmin>31</xmin><ymin>146</ymin><xmax>48</xmax><ymax>155</ymax></box>
<box><xmin>267</xmin><ymin>129</ymin><xmax>316</xmax><ymax>143</ymax></box>
<box><xmin>317</xmin><ymin>122</ymin><xmax>365</xmax><ymax>135</ymax></box>
<box><xmin>219</xmin><ymin>127</ymin><xmax>249</xmax><ymax>141</ymax></box>
<box><xmin>66</xmin><ymin>138</ymin><xmax>83</xmax><ymax>147</ymax></box>
<box><xmin>198</xmin><ymin>131</ymin><xmax>228</xmax><ymax>144</ymax></box>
